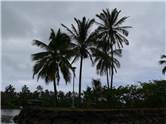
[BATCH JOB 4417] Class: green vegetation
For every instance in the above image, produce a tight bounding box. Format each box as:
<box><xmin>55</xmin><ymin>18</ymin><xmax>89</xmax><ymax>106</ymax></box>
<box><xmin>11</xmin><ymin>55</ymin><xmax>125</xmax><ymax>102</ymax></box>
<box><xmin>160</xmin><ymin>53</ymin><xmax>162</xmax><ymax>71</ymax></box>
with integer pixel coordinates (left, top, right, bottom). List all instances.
<box><xmin>1</xmin><ymin>80</ymin><xmax>166</xmax><ymax>109</ymax></box>
<box><xmin>3</xmin><ymin>8</ymin><xmax>165</xmax><ymax>110</ymax></box>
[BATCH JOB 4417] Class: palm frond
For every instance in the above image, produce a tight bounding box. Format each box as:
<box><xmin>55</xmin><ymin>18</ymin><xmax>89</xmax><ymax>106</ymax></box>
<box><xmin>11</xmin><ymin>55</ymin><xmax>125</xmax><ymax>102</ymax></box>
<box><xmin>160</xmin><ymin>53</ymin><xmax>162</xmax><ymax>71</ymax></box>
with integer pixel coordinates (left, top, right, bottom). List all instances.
<box><xmin>61</xmin><ymin>24</ymin><xmax>77</xmax><ymax>39</ymax></box>
<box><xmin>32</xmin><ymin>40</ymin><xmax>49</xmax><ymax>50</ymax></box>
<box><xmin>112</xmin><ymin>49</ymin><xmax>122</xmax><ymax>57</ymax></box>
<box><xmin>59</xmin><ymin>61</ymin><xmax>71</xmax><ymax>84</ymax></box>
<box><xmin>114</xmin><ymin>16</ymin><xmax>129</xmax><ymax>26</ymax></box>
<box><xmin>159</xmin><ymin>60</ymin><xmax>166</xmax><ymax>65</ymax></box>
<box><xmin>31</xmin><ymin>52</ymin><xmax>50</xmax><ymax>61</ymax></box>
<box><xmin>162</xmin><ymin>66</ymin><xmax>166</xmax><ymax>74</ymax></box>
<box><xmin>161</xmin><ymin>55</ymin><xmax>166</xmax><ymax>59</ymax></box>
<box><xmin>86</xmin><ymin>49</ymin><xmax>94</xmax><ymax>64</ymax></box>
<box><xmin>115</xmin><ymin>32</ymin><xmax>129</xmax><ymax>45</ymax></box>
<box><xmin>115</xmin><ymin>27</ymin><xmax>129</xmax><ymax>36</ymax></box>
<box><xmin>49</xmin><ymin>28</ymin><xmax>56</xmax><ymax>41</ymax></box>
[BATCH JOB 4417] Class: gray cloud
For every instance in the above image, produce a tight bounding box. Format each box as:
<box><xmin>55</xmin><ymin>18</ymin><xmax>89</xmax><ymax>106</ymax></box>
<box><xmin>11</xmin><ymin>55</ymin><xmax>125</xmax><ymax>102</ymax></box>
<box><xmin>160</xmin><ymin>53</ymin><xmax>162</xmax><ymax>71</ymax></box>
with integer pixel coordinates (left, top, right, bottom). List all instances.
<box><xmin>1</xmin><ymin>1</ymin><xmax>165</xmax><ymax>92</ymax></box>
<box><xmin>2</xmin><ymin>3</ymin><xmax>34</xmax><ymax>40</ymax></box>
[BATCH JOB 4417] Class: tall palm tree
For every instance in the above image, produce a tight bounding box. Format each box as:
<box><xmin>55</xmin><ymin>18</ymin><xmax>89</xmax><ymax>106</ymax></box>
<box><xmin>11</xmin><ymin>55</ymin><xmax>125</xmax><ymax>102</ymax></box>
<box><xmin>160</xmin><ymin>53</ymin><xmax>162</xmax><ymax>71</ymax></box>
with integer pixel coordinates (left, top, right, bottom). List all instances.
<box><xmin>91</xmin><ymin>48</ymin><xmax>121</xmax><ymax>88</ymax></box>
<box><xmin>32</xmin><ymin>28</ymin><xmax>73</xmax><ymax>104</ymax></box>
<box><xmin>159</xmin><ymin>55</ymin><xmax>166</xmax><ymax>74</ymax></box>
<box><xmin>96</xmin><ymin>8</ymin><xmax>131</xmax><ymax>89</ymax></box>
<box><xmin>62</xmin><ymin>17</ymin><xmax>96</xmax><ymax>105</ymax></box>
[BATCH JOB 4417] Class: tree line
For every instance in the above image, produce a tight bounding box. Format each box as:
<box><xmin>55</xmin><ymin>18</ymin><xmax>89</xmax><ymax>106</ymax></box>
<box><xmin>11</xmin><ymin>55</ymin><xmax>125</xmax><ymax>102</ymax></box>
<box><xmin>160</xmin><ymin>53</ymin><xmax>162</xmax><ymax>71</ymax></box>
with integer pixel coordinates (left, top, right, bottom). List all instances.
<box><xmin>1</xmin><ymin>80</ymin><xmax>166</xmax><ymax>109</ymax></box>
<box><xmin>32</xmin><ymin>8</ymin><xmax>132</xmax><ymax>107</ymax></box>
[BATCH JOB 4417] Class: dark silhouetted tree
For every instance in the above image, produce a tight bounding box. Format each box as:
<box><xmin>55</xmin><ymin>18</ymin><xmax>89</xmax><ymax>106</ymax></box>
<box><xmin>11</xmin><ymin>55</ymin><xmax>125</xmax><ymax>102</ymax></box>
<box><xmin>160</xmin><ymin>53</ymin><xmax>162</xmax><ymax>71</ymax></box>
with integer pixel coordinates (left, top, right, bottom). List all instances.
<box><xmin>62</xmin><ymin>17</ymin><xmax>96</xmax><ymax>106</ymax></box>
<box><xmin>32</xmin><ymin>28</ymin><xmax>73</xmax><ymax>104</ymax></box>
<box><xmin>91</xmin><ymin>47</ymin><xmax>121</xmax><ymax>88</ymax></box>
<box><xmin>21</xmin><ymin>85</ymin><xmax>30</xmax><ymax>94</ymax></box>
<box><xmin>159</xmin><ymin>55</ymin><xmax>166</xmax><ymax>74</ymax></box>
<box><xmin>96</xmin><ymin>8</ymin><xmax>131</xmax><ymax>89</ymax></box>
<box><xmin>5</xmin><ymin>84</ymin><xmax>15</xmax><ymax>94</ymax></box>
<box><xmin>36</xmin><ymin>85</ymin><xmax>43</xmax><ymax>93</ymax></box>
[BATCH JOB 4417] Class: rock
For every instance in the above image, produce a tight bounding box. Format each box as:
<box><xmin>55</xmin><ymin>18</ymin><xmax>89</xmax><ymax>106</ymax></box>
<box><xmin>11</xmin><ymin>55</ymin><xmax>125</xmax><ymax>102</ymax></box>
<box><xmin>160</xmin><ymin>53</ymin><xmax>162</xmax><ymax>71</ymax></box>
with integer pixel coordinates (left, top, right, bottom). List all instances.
<box><xmin>14</xmin><ymin>107</ymin><xmax>166</xmax><ymax>124</ymax></box>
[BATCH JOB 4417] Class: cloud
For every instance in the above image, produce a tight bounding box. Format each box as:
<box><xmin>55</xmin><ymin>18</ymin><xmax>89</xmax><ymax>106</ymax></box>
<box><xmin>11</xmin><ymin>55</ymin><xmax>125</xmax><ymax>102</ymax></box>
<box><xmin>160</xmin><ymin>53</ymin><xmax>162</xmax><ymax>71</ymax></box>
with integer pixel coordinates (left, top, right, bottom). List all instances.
<box><xmin>1</xmin><ymin>2</ymin><xmax>34</xmax><ymax>40</ymax></box>
<box><xmin>1</xmin><ymin>1</ymin><xmax>165</xmax><ymax>92</ymax></box>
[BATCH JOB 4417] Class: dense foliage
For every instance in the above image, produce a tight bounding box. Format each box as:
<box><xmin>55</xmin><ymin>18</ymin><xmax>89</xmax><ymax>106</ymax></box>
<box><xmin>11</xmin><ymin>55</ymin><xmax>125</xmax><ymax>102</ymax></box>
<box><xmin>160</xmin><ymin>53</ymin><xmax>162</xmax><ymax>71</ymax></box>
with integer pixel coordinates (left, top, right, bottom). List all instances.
<box><xmin>2</xmin><ymin>80</ymin><xmax>166</xmax><ymax>109</ymax></box>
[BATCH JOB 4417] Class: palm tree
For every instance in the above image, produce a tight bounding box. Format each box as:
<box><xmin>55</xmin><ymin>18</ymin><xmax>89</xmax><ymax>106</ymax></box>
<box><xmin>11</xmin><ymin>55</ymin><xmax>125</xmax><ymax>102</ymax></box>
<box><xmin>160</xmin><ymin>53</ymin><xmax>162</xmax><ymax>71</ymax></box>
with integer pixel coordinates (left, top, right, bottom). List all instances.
<box><xmin>91</xmin><ymin>79</ymin><xmax>103</xmax><ymax>104</ymax></box>
<box><xmin>92</xmin><ymin>79</ymin><xmax>102</xmax><ymax>90</ymax></box>
<box><xmin>159</xmin><ymin>55</ymin><xmax>166</xmax><ymax>74</ymax></box>
<box><xmin>32</xmin><ymin>28</ymin><xmax>73</xmax><ymax>104</ymax></box>
<box><xmin>91</xmin><ymin>48</ymin><xmax>121</xmax><ymax>88</ymax></box>
<box><xmin>96</xmin><ymin>8</ymin><xmax>131</xmax><ymax>89</ymax></box>
<box><xmin>62</xmin><ymin>17</ymin><xmax>96</xmax><ymax>106</ymax></box>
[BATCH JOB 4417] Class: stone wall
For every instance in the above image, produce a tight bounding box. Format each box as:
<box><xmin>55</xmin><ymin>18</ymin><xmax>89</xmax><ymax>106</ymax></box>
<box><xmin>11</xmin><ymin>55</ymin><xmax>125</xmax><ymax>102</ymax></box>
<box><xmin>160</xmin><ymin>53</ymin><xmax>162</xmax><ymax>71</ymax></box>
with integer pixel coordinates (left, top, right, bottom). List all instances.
<box><xmin>14</xmin><ymin>107</ymin><xmax>166</xmax><ymax>124</ymax></box>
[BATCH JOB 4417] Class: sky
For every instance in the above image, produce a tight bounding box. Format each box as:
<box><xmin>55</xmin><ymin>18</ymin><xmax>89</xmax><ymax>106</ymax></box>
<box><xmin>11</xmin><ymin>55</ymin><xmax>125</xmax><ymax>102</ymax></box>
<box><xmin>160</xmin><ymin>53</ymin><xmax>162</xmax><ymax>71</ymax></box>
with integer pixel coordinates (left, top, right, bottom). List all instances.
<box><xmin>1</xmin><ymin>1</ymin><xmax>166</xmax><ymax>92</ymax></box>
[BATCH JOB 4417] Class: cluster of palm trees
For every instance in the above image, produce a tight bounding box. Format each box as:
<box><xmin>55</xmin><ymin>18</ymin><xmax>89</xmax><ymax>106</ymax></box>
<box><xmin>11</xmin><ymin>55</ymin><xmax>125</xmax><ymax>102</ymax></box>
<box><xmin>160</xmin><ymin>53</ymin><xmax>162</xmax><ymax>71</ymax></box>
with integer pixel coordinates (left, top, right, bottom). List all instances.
<box><xmin>32</xmin><ymin>8</ymin><xmax>131</xmax><ymax>106</ymax></box>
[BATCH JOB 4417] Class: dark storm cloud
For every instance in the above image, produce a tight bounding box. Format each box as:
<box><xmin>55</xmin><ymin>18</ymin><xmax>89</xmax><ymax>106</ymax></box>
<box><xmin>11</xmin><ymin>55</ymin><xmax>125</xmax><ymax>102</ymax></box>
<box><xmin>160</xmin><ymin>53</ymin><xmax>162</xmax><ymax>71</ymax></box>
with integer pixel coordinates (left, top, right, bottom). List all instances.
<box><xmin>1</xmin><ymin>1</ymin><xmax>165</xmax><ymax>91</ymax></box>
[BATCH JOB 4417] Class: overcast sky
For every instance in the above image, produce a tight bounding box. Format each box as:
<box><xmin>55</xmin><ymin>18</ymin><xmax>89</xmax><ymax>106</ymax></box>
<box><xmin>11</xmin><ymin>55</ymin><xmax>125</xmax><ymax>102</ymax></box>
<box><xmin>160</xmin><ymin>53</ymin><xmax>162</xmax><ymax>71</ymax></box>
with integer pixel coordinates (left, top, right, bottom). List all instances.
<box><xmin>1</xmin><ymin>1</ymin><xmax>166</xmax><ymax>92</ymax></box>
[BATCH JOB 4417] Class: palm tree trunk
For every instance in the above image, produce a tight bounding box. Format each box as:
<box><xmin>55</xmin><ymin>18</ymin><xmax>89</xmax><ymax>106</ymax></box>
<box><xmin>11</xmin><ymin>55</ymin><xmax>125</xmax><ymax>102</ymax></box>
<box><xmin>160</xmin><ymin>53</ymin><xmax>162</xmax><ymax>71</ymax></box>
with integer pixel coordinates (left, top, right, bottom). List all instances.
<box><xmin>110</xmin><ymin>45</ymin><xmax>114</xmax><ymax>90</ymax></box>
<box><xmin>106</xmin><ymin>69</ymin><xmax>109</xmax><ymax>88</ymax></box>
<box><xmin>53</xmin><ymin>79</ymin><xmax>57</xmax><ymax>106</ymax></box>
<box><xmin>72</xmin><ymin>73</ymin><xmax>75</xmax><ymax>108</ymax></box>
<box><xmin>110</xmin><ymin>68</ymin><xmax>114</xmax><ymax>90</ymax></box>
<box><xmin>78</xmin><ymin>56</ymin><xmax>83</xmax><ymax>106</ymax></box>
